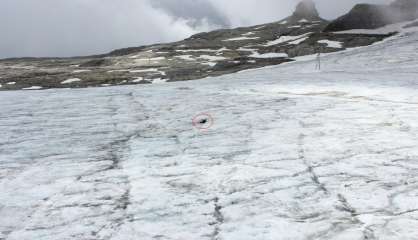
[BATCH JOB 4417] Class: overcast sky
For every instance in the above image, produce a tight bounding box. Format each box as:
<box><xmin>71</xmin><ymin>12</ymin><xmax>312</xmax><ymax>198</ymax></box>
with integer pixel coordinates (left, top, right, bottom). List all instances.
<box><xmin>0</xmin><ymin>0</ymin><xmax>393</xmax><ymax>58</ymax></box>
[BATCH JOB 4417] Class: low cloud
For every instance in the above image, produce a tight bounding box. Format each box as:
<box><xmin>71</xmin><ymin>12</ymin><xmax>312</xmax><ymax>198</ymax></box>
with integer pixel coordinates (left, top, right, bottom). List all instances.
<box><xmin>151</xmin><ymin>0</ymin><xmax>230</xmax><ymax>28</ymax></box>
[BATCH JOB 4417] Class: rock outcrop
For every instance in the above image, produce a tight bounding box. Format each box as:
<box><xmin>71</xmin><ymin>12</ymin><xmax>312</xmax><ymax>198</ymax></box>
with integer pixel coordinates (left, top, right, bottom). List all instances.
<box><xmin>325</xmin><ymin>0</ymin><xmax>418</xmax><ymax>32</ymax></box>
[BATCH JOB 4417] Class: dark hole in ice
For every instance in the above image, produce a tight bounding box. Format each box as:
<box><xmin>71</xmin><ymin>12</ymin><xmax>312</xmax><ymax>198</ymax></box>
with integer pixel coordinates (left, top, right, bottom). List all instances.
<box><xmin>199</xmin><ymin>119</ymin><xmax>208</xmax><ymax>124</ymax></box>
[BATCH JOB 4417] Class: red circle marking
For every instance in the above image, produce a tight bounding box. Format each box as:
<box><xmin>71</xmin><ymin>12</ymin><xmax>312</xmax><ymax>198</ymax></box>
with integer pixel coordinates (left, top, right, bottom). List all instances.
<box><xmin>192</xmin><ymin>113</ymin><xmax>214</xmax><ymax>130</ymax></box>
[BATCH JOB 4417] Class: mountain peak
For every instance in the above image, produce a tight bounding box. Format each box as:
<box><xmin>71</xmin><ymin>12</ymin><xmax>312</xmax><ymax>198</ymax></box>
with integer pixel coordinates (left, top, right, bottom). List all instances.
<box><xmin>292</xmin><ymin>0</ymin><xmax>320</xmax><ymax>20</ymax></box>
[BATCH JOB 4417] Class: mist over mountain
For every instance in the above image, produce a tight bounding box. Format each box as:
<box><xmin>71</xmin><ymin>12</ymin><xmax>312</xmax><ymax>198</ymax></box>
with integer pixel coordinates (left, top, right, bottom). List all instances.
<box><xmin>1</xmin><ymin>0</ymin><xmax>402</xmax><ymax>91</ymax></box>
<box><xmin>292</xmin><ymin>0</ymin><xmax>321</xmax><ymax>20</ymax></box>
<box><xmin>150</xmin><ymin>0</ymin><xmax>230</xmax><ymax>28</ymax></box>
<box><xmin>0</xmin><ymin>0</ymin><xmax>393</xmax><ymax>58</ymax></box>
<box><xmin>325</xmin><ymin>0</ymin><xmax>418</xmax><ymax>31</ymax></box>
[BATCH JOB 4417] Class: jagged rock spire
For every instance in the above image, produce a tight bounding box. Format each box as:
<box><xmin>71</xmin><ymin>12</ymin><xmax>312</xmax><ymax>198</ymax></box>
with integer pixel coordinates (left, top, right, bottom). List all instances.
<box><xmin>292</xmin><ymin>0</ymin><xmax>321</xmax><ymax>20</ymax></box>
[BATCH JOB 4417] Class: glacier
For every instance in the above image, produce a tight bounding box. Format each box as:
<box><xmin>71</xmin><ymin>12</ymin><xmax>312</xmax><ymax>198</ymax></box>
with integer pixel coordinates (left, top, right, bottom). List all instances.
<box><xmin>0</xmin><ymin>29</ymin><xmax>418</xmax><ymax>239</ymax></box>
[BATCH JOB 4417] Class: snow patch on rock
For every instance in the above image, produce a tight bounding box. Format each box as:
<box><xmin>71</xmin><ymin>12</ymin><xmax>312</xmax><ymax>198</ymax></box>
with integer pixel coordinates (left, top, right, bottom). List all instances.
<box><xmin>176</xmin><ymin>48</ymin><xmax>228</xmax><ymax>53</ymax></box>
<box><xmin>264</xmin><ymin>33</ymin><xmax>312</xmax><ymax>46</ymax></box>
<box><xmin>136</xmin><ymin>57</ymin><xmax>165</xmax><ymax>61</ymax></box>
<box><xmin>22</xmin><ymin>86</ymin><xmax>42</xmax><ymax>90</ymax></box>
<box><xmin>223</xmin><ymin>36</ymin><xmax>260</xmax><ymax>41</ymax></box>
<box><xmin>61</xmin><ymin>78</ymin><xmax>82</xmax><ymax>84</ymax></box>
<box><xmin>130</xmin><ymin>69</ymin><xmax>156</xmax><ymax>73</ymax></box>
<box><xmin>132</xmin><ymin>77</ymin><xmax>144</xmax><ymax>83</ymax></box>
<box><xmin>72</xmin><ymin>70</ymin><xmax>91</xmax><ymax>73</ymax></box>
<box><xmin>242</xmin><ymin>32</ymin><xmax>256</xmax><ymax>36</ymax></box>
<box><xmin>198</xmin><ymin>55</ymin><xmax>227</xmax><ymax>61</ymax></box>
<box><xmin>288</xmin><ymin>37</ymin><xmax>309</xmax><ymax>45</ymax></box>
<box><xmin>250</xmin><ymin>52</ymin><xmax>289</xmax><ymax>58</ymax></box>
<box><xmin>318</xmin><ymin>40</ymin><xmax>343</xmax><ymax>48</ymax></box>
<box><xmin>201</xmin><ymin>62</ymin><xmax>217</xmax><ymax>67</ymax></box>
<box><xmin>152</xmin><ymin>78</ymin><xmax>167</xmax><ymax>84</ymax></box>
<box><xmin>175</xmin><ymin>55</ymin><xmax>195</xmax><ymax>61</ymax></box>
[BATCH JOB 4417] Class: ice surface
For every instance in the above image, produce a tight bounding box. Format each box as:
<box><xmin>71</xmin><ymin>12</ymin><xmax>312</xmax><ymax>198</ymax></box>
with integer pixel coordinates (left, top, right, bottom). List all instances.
<box><xmin>1</xmin><ymin>29</ymin><xmax>418</xmax><ymax>240</ymax></box>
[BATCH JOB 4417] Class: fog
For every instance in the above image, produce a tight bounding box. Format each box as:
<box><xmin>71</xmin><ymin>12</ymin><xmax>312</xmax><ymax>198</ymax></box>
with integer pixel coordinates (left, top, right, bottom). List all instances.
<box><xmin>0</xmin><ymin>0</ymin><xmax>393</xmax><ymax>58</ymax></box>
